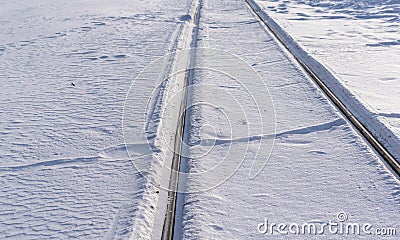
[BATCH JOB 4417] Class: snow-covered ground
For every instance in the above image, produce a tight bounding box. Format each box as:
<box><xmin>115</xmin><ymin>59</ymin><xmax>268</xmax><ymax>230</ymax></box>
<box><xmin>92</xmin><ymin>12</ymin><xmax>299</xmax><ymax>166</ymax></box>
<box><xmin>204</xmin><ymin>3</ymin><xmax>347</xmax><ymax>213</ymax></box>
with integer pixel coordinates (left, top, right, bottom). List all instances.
<box><xmin>254</xmin><ymin>0</ymin><xmax>400</xmax><ymax>160</ymax></box>
<box><xmin>178</xmin><ymin>0</ymin><xmax>400</xmax><ymax>239</ymax></box>
<box><xmin>1</xmin><ymin>0</ymin><xmax>399</xmax><ymax>239</ymax></box>
<box><xmin>0</xmin><ymin>0</ymin><xmax>192</xmax><ymax>238</ymax></box>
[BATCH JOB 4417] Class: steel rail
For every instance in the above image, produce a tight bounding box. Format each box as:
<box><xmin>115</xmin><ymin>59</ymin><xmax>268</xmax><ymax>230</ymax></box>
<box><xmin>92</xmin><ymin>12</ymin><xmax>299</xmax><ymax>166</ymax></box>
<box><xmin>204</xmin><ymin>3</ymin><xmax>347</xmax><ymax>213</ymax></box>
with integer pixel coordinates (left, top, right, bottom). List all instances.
<box><xmin>161</xmin><ymin>0</ymin><xmax>202</xmax><ymax>239</ymax></box>
<box><xmin>246</xmin><ymin>0</ymin><xmax>400</xmax><ymax>176</ymax></box>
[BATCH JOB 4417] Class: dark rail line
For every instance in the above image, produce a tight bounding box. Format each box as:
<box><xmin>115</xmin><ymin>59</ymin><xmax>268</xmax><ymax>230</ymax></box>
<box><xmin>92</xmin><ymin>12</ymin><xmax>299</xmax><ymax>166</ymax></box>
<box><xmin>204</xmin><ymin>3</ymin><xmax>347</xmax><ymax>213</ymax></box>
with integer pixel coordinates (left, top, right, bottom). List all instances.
<box><xmin>161</xmin><ymin>72</ymin><xmax>188</xmax><ymax>240</ymax></box>
<box><xmin>246</xmin><ymin>0</ymin><xmax>400</xmax><ymax>176</ymax></box>
<box><xmin>161</xmin><ymin>0</ymin><xmax>202</xmax><ymax>239</ymax></box>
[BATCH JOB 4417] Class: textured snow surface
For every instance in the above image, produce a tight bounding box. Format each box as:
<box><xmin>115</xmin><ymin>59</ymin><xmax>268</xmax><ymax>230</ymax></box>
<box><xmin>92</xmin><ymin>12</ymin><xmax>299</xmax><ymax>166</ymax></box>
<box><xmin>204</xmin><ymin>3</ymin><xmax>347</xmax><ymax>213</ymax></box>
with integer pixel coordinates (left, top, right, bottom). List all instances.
<box><xmin>178</xmin><ymin>0</ymin><xmax>400</xmax><ymax>239</ymax></box>
<box><xmin>1</xmin><ymin>0</ymin><xmax>399</xmax><ymax>239</ymax></box>
<box><xmin>0</xmin><ymin>0</ymin><xmax>192</xmax><ymax>238</ymax></box>
<box><xmin>255</xmin><ymin>0</ymin><xmax>400</xmax><ymax>159</ymax></box>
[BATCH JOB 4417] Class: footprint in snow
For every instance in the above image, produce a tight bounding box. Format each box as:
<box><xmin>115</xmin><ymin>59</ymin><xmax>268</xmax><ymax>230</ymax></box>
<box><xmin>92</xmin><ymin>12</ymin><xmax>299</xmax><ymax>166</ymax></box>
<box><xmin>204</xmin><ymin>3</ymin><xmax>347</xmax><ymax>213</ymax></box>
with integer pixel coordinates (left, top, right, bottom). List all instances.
<box><xmin>114</xmin><ymin>54</ymin><xmax>127</xmax><ymax>59</ymax></box>
<box><xmin>179</xmin><ymin>14</ymin><xmax>192</xmax><ymax>21</ymax></box>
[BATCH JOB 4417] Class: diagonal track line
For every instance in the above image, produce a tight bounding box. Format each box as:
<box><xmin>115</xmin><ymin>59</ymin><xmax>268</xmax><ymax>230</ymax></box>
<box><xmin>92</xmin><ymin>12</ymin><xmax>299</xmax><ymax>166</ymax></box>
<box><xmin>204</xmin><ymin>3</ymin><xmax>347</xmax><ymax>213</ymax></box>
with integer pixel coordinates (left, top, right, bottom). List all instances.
<box><xmin>246</xmin><ymin>0</ymin><xmax>400</xmax><ymax>177</ymax></box>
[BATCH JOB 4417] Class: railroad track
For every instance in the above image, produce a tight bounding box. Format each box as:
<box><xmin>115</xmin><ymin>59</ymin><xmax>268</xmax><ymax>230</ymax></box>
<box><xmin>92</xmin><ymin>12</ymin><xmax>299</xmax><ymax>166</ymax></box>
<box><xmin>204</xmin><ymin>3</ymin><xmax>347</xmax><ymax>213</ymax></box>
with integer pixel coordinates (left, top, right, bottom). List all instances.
<box><xmin>161</xmin><ymin>1</ymin><xmax>399</xmax><ymax>239</ymax></box>
<box><xmin>245</xmin><ymin>0</ymin><xmax>400</xmax><ymax>177</ymax></box>
<box><xmin>161</xmin><ymin>0</ymin><xmax>202</xmax><ymax>239</ymax></box>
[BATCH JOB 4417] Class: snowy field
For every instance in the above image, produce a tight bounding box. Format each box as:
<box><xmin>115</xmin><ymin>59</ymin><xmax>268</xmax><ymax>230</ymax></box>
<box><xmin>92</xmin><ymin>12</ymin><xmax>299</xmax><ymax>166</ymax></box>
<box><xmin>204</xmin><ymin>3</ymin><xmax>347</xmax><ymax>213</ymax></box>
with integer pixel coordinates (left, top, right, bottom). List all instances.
<box><xmin>0</xmin><ymin>0</ymin><xmax>399</xmax><ymax>239</ymax></box>
<box><xmin>0</xmin><ymin>0</ymin><xmax>192</xmax><ymax>238</ymax></box>
<box><xmin>254</xmin><ymin>0</ymin><xmax>400</xmax><ymax>159</ymax></box>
